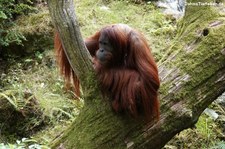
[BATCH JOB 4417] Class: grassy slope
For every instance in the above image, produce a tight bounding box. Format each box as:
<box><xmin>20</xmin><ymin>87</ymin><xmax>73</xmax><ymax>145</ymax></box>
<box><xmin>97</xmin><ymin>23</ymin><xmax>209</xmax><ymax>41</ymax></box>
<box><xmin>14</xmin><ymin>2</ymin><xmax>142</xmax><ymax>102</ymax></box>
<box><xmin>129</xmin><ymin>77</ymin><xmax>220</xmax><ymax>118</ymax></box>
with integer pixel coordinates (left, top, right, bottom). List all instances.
<box><xmin>0</xmin><ymin>0</ymin><xmax>224</xmax><ymax>148</ymax></box>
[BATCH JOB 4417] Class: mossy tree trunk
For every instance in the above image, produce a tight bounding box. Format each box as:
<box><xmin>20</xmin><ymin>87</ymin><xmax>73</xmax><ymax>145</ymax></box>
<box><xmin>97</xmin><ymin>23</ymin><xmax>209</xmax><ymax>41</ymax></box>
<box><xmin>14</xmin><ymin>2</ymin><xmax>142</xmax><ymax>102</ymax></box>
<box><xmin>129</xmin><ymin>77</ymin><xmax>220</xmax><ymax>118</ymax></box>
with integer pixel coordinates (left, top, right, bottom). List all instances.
<box><xmin>47</xmin><ymin>0</ymin><xmax>225</xmax><ymax>148</ymax></box>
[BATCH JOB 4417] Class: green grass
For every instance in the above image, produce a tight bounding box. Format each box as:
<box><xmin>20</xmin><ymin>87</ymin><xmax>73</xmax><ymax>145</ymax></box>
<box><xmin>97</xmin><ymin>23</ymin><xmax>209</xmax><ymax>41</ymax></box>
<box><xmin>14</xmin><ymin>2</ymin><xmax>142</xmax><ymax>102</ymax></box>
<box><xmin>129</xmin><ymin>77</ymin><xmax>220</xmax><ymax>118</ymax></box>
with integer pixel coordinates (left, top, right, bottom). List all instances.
<box><xmin>0</xmin><ymin>50</ymin><xmax>82</xmax><ymax>144</ymax></box>
<box><xmin>165</xmin><ymin>114</ymin><xmax>222</xmax><ymax>149</ymax></box>
<box><xmin>74</xmin><ymin>0</ymin><xmax>176</xmax><ymax>61</ymax></box>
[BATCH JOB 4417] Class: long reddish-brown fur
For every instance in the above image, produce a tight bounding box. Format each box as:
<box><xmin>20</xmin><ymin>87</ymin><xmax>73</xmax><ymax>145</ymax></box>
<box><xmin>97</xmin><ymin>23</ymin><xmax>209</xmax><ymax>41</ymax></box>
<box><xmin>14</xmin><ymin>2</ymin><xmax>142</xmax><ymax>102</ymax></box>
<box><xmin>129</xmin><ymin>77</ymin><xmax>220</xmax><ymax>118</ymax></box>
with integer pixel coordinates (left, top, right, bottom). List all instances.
<box><xmin>54</xmin><ymin>32</ymin><xmax>80</xmax><ymax>96</ymax></box>
<box><xmin>54</xmin><ymin>24</ymin><xmax>160</xmax><ymax>121</ymax></box>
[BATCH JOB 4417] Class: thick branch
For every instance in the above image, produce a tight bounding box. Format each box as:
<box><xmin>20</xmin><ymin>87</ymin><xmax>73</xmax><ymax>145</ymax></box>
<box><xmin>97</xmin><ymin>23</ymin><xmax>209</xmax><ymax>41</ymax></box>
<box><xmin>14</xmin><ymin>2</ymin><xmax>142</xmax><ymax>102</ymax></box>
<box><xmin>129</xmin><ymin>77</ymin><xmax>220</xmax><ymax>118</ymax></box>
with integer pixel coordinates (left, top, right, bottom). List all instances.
<box><xmin>47</xmin><ymin>0</ymin><xmax>93</xmax><ymax>83</ymax></box>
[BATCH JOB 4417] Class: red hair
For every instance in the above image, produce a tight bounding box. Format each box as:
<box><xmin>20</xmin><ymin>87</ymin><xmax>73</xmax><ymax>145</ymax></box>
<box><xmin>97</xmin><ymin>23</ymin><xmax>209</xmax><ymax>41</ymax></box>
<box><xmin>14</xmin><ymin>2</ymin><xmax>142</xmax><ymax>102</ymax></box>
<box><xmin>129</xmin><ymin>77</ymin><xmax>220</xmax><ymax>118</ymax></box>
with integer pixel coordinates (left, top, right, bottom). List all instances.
<box><xmin>54</xmin><ymin>24</ymin><xmax>160</xmax><ymax>121</ymax></box>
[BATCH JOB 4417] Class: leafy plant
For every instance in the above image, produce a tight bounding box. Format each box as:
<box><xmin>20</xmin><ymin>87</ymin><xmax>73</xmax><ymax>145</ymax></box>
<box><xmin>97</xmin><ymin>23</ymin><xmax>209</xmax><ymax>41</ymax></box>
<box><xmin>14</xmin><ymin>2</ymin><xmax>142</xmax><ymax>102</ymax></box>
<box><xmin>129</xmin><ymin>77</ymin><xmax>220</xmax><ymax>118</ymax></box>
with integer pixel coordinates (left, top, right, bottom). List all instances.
<box><xmin>0</xmin><ymin>0</ymin><xmax>36</xmax><ymax>46</ymax></box>
<box><xmin>211</xmin><ymin>141</ymin><xmax>225</xmax><ymax>149</ymax></box>
<box><xmin>0</xmin><ymin>138</ymin><xmax>50</xmax><ymax>149</ymax></box>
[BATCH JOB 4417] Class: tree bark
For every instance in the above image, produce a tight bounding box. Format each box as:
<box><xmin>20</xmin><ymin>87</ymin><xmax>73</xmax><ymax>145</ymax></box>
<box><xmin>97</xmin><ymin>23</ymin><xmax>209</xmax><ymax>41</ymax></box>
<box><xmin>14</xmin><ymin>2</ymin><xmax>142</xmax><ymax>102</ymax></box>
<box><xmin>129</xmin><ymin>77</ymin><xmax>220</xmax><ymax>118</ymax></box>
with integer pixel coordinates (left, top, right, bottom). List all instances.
<box><xmin>47</xmin><ymin>0</ymin><xmax>225</xmax><ymax>148</ymax></box>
